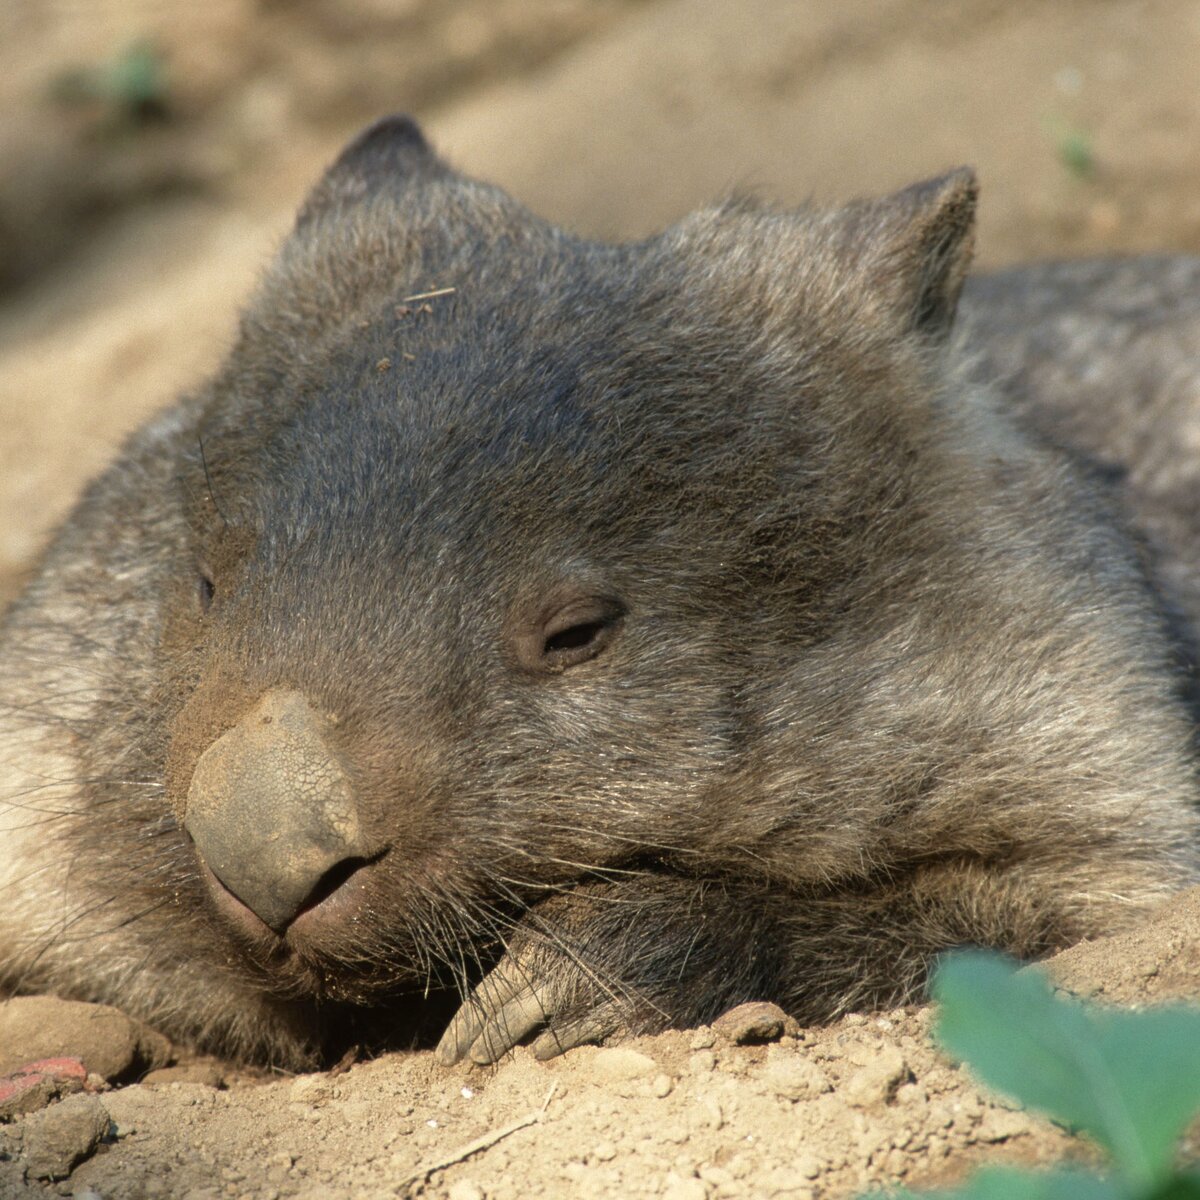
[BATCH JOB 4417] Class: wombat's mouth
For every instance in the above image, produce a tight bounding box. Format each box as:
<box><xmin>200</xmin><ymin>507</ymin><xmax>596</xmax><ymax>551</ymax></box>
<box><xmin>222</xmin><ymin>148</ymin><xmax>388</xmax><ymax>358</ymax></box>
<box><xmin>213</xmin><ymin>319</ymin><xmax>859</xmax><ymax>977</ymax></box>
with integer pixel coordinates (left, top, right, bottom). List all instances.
<box><xmin>195</xmin><ymin>849</ymin><xmax>379</xmax><ymax>949</ymax></box>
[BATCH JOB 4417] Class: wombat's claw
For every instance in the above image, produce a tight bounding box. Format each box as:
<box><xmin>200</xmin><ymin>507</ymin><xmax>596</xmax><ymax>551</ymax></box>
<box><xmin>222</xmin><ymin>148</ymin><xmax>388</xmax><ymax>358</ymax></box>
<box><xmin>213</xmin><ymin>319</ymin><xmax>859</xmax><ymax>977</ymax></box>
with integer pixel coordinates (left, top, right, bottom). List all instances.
<box><xmin>529</xmin><ymin>1013</ymin><xmax>619</xmax><ymax>1061</ymax></box>
<box><xmin>435</xmin><ymin>958</ymin><xmax>618</xmax><ymax>1065</ymax></box>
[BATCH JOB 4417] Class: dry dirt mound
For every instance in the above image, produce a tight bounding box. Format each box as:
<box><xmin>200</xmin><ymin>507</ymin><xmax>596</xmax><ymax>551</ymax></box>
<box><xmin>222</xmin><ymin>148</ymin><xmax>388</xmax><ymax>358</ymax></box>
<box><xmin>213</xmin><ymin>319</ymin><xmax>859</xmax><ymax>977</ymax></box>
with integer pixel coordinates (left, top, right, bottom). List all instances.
<box><xmin>5</xmin><ymin>891</ymin><xmax>1199</xmax><ymax>1199</ymax></box>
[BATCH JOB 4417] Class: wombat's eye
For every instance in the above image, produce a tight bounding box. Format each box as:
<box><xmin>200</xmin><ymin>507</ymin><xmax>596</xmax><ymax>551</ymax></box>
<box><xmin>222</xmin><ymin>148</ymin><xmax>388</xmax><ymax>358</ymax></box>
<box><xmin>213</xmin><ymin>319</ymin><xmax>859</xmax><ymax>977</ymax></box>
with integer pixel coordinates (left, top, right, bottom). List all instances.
<box><xmin>517</xmin><ymin>597</ymin><xmax>625</xmax><ymax>673</ymax></box>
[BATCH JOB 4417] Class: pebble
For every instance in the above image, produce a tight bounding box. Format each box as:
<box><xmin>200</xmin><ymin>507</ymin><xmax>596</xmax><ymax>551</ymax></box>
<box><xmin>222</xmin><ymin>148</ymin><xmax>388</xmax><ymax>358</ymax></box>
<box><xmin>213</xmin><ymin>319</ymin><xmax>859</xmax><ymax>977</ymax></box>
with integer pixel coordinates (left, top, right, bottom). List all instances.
<box><xmin>793</xmin><ymin>1151</ymin><xmax>823</xmax><ymax>1179</ymax></box>
<box><xmin>19</xmin><ymin>1093</ymin><xmax>110</xmax><ymax>1180</ymax></box>
<box><xmin>143</xmin><ymin>1062</ymin><xmax>225</xmax><ymax>1088</ymax></box>
<box><xmin>447</xmin><ymin>1182</ymin><xmax>486</xmax><ymax>1200</ymax></box>
<box><xmin>689</xmin><ymin>1028</ymin><xmax>716</xmax><ymax>1051</ymax></box>
<box><xmin>689</xmin><ymin>1050</ymin><xmax>716</xmax><ymax>1074</ymax></box>
<box><xmin>0</xmin><ymin>996</ymin><xmax>171</xmax><ymax>1081</ymax></box>
<box><xmin>288</xmin><ymin>1075</ymin><xmax>332</xmax><ymax>1104</ymax></box>
<box><xmin>0</xmin><ymin>1058</ymin><xmax>87</xmax><ymax>1120</ymax></box>
<box><xmin>591</xmin><ymin>1047</ymin><xmax>658</xmax><ymax>1081</ymax></box>
<box><xmin>976</xmin><ymin>1107</ymin><xmax>1032</xmax><ymax>1142</ymax></box>
<box><xmin>651</xmin><ymin>1073</ymin><xmax>674</xmax><ymax>1098</ymax></box>
<box><xmin>843</xmin><ymin>1045</ymin><xmax>908</xmax><ymax>1109</ymax></box>
<box><xmin>760</xmin><ymin>1049</ymin><xmax>830</xmax><ymax>1101</ymax></box>
<box><xmin>712</xmin><ymin>1001</ymin><xmax>797</xmax><ymax>1045</ymax></box>
<box><xmin>760</xmin><ymin>1165</ymin><xmax>815</xmax><ymax>1199</ymax></box>
<box><xmin>661</xmin><ymin>1175</ymin><xmax>708</xmax><ymax>1200</ymax></box>
<box><xmin>895</xmin><ymin>1081</ymin><xmax>928</xmax><ymax>1106</ymax></box>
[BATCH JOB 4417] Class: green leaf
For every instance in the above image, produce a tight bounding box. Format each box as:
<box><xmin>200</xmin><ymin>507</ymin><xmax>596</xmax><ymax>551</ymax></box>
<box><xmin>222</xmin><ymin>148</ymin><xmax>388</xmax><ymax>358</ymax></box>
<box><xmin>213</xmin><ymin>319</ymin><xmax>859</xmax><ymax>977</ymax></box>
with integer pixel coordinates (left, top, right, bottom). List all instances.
<box><xmin>1146</xmin><ymin>1170</ymin><xmax>1200</xmax><ymax>1200</ymax></box>
<box><xmin>932</xmin><ymin>952</ymin><xmax>1200</xmax><ymax>1192</ymax></box>
<box><xmin>879</xmin><ymin>1165</ymin><xmax>1125</xmax><ymax>1200</ymax></box>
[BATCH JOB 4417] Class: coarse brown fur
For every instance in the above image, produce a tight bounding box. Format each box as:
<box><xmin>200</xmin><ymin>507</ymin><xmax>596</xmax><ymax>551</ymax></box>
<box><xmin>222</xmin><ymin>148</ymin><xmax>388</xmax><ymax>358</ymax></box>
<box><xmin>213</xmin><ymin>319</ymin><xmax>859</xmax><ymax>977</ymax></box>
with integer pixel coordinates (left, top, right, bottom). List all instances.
<box><xmin>1</xmin><ymin>116</ymin><xmax>1197</xmax><ymax>1068</ymax></box>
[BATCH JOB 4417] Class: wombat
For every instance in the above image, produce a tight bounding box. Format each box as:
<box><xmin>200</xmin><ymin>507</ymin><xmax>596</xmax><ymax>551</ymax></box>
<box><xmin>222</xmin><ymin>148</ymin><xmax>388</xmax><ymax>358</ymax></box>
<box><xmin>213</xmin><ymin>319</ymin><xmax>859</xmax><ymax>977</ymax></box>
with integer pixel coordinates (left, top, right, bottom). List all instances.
<box><xmin>1</xmin><ymin>115</ymin><xmax>1198</xmax><ymax>1070</ymax></box>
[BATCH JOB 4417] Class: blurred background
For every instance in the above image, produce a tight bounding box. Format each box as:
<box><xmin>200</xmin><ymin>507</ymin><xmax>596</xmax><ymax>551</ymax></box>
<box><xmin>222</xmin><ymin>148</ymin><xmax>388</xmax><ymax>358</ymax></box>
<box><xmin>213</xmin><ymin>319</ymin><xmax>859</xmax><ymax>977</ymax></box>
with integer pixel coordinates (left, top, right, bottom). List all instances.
<box><xmin>1</xmin><ymin>0</ymin><xmax>1198</xmax><ymax>603</ymax></box>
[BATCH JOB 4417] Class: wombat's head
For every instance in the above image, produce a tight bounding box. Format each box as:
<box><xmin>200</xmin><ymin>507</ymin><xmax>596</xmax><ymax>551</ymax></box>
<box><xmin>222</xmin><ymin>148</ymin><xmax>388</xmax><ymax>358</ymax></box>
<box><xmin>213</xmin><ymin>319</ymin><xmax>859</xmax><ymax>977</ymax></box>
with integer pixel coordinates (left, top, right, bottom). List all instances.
<box><xmin>157</xmin><ymin>116</ymin><xmax>977</xmax><ymax>1004</ymax></box>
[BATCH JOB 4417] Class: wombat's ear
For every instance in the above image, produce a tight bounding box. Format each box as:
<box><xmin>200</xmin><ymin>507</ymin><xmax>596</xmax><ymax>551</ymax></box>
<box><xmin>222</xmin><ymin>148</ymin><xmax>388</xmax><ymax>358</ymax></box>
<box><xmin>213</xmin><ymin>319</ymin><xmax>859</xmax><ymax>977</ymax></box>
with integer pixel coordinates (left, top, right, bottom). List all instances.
<box><xmin>295</xmin><ymin>114</ymin><xmax>445</xmax><ymax>228</ymax></box>
<box><xmin>849</xmin><ymin>167</ymin><xmax>977</xmax><ymax>341</ymax></box>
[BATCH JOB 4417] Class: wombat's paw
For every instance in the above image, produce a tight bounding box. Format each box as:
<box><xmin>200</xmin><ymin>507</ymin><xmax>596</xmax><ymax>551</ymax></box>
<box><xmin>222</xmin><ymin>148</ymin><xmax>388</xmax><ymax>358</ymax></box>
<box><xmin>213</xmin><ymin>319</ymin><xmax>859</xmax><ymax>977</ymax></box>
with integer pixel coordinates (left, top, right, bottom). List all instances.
<box><xmin>434</xmin><ymin>888</ymin><xmax>667</xmax><ymax>1065</ymax></box>
<box><xmin>434</xmin><ymin>950</ymin><xmax>630</xmax><ymax>1065</ymax></box>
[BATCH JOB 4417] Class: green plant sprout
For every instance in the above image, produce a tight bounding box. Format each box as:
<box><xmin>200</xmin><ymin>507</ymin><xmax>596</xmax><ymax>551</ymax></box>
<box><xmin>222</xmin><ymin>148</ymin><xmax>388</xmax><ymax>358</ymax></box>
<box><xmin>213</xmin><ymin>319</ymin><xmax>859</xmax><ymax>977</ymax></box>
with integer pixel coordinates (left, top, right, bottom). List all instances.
<box><xmin>49</xmin><ymin>41</ymin><xmax>169</xmax><ymax>124</ymax></box>
<box><xmin>1057</xmin><ymin>129</ymin><xmax>1096</xmax><ymax>180</ymax></box>
<box><xmin>1043</xmin><ymin>116</ymin><xmax>1096</xmax><ymax>180</ymax></box>
<box><xmin>861</xmin><ymin>951</ymin><xmax>1200</xmax><ymax>1200</ymax></box>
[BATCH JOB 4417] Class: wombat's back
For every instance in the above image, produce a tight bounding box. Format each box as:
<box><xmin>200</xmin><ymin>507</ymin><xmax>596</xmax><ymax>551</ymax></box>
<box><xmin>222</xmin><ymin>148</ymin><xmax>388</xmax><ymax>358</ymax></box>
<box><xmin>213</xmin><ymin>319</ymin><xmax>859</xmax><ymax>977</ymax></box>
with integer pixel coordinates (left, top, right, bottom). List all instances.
<box><xmin>963</xmin><ymin>258</ymin><xmax>1200</xmax><ymax>674</ymax></box>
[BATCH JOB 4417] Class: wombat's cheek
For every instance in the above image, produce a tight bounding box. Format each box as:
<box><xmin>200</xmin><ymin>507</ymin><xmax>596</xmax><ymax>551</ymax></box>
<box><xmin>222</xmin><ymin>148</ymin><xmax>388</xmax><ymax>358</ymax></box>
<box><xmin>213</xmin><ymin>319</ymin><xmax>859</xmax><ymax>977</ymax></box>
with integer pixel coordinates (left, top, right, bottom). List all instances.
<box><xmin>168</xmin><ymin>686</ymin><xmax>388</xmax><ymax>944</ymax></box>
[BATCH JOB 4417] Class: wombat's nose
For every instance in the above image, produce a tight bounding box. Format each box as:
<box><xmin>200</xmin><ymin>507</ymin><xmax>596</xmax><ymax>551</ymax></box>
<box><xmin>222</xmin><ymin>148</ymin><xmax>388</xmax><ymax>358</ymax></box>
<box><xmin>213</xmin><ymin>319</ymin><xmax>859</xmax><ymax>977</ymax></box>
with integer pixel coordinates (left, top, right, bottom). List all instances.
<box><xmin>184</xmin><ymin>689</ymin><xmax>368</xmax><ymax>933</ymax></box>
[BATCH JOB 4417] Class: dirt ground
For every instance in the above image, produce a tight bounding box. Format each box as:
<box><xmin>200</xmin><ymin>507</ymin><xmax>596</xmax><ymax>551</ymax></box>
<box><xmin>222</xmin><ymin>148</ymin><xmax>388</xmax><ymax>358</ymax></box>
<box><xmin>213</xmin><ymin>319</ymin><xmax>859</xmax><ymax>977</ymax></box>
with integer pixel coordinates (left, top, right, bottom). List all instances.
<box><xmin>2</xmin><ymin>2</ymin><xmax>1200</xmax><ymax>1197</ymax></box>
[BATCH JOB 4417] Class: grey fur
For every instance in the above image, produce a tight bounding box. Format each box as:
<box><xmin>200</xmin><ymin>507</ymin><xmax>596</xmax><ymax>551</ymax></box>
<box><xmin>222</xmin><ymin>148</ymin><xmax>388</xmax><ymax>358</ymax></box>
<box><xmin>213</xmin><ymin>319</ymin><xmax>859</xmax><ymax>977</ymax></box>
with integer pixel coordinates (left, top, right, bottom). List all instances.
<box><xmin>1</xmin><ymin>116</ymin><xmax>1197</xmax><ymax>1068</ymax></box>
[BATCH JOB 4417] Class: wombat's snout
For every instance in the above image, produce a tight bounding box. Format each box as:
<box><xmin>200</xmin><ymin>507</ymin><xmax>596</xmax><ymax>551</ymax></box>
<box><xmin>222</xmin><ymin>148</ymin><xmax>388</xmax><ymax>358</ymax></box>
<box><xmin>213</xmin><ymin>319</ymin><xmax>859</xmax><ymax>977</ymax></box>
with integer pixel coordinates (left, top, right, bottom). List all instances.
<box><xmin>184</xmin><ymin>689</ymin><xmax>371</xmax><ymax>933</ymax></box>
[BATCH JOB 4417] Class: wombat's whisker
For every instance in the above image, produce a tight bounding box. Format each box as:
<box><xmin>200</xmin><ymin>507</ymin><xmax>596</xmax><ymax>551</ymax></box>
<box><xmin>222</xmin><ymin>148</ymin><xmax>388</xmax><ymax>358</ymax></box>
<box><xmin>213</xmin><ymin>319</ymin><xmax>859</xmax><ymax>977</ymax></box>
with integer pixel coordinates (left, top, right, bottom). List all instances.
<box><xmin>196</xmin><ymin>436</ymin><xmax>230</xmax><ymax>530</ymax></box>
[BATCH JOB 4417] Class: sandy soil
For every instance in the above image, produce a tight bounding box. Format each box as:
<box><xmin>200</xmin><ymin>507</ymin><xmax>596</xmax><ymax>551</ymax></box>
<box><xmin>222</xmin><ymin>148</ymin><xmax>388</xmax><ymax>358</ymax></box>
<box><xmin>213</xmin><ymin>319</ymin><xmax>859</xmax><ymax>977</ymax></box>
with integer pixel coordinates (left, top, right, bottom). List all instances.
<box><xmin>4</xmin><ymin>890</ymin><xmax>1198</xmax><ymax>1200</ymax></box>
<box><xmin>2</xmin><ymin>3</ymin><xmax>1200</xmax><ymax>1197</ymax></box>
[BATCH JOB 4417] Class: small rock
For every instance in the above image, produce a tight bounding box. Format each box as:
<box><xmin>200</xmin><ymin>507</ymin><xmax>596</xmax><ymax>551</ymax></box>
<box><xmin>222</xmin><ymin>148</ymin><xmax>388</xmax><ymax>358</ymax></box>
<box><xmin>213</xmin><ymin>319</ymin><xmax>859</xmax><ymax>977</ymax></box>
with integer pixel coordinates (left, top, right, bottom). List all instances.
<box><xmin>760</xmin><ymin>1050</ymin><xmax>830</xmax><ymax>1101</ymax></box>
<box><xmin>976</xmin><ymin>1107</ymin><xmax>1032</xmax><ymax>1142</ymax></box>
<box><xmin>288</xmin><ymin>1075</ymin><xmax>331</xmax><ymax>1104</ymax></box>
<box><xmin>689</xmin><ymin>1028</ymin><xmax>716</xmax><ymax>1051</ymax></box>
<box><xmin>590</xmin><ymin>1047</ymin><xmax>658</xmax><ymax>1082</ymax></box>
<box><xmin>760</xmin><ymin>1165</ymin><xmax>814</xmax><ymax>1198</ymax></box>
<box><xmin>142</xmin><ymin>1062</ymin><xmax>225</xmax><ymax>1088</ymax></box>
<box><xmin>662</xmin><ymin>1175</ymin><xmax>708</xmax><ymax>1200</ymax></box>
<box><xmin>895</xmin><ymin>1081</ymin><xmax>927</xmax><ymax>1106</ymax></box>
<box><xmin>0</xmin><ymin>1058</ymin><xmax>87</xmax><ymax>1120</ymax></box>
<box><xmin>792</xmin><ymin>1152</ymin><xmax>823</xmax><ymax>1179</ymax></box>
<box><xmin>651</xmin><ymin>1073</ymin><xmax>674</xmax><ymax>1098</ymax></box>
<box><xmin>689</xmin><ymin>1050</ymin><xmax>716</xmax><ymax>1074</ymax></box>
<box><xmin>19</xmin><ymin>1093</ymin><xmax>110</xmax><ymax>1180</ymax></box>
<box><xmin>0</xmin><ymin>997</ymin><xmax>171</xmax><ymax>1082</ymax></box>
<box><xmin>712</xmin><ymin>1002</ymin><xmax>798</xmax><ymax>1045</ymax></box>
<box><xmin>843</xmin><ymin>1045</ymin><xmax>908</xmax><ymax>1109</ymax></box>
<box><xmin>447</xmin><ymin>1181</ymin><xmax>486</xmax><ymax>1200</ymax></box>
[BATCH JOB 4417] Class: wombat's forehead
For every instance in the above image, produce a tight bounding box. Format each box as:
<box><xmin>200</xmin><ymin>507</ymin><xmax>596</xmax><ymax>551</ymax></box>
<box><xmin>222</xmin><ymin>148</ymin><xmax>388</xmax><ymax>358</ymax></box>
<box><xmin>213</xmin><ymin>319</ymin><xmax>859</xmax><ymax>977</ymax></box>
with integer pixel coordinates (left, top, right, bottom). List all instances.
<box><xmin>198</xmin><ymin>211</ymin><xmax>787</xmax><ymax>542</ymax></box>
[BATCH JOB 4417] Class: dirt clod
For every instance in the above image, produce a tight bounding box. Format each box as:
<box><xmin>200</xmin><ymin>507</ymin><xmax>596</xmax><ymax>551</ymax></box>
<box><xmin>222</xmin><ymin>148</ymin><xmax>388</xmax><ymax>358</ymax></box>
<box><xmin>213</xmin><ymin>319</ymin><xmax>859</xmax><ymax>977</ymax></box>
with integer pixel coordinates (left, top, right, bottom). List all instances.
<box><xmin>0</xmin><ymin>1059</ymin><xmax>87</xmax><ymax>1121</ymax></box>
<box><xmin>0</xmin><ymin>998</ymin><xmax>171</xmax><ymax>1082</ymax></box>
<box><xmin>842</xmin><ymin>1044</ymin><xmax>910</xmax><ymax>1110</ymax></box>
<box><xmin>142</xmin><ymin>1062</ymin><xmax>225</xmax><ymax>1088</ymax></box>
<box><xmin>760</xmin><ymin>1048</ymin><xmax>833</xmax><ymax>1102</ymax></box>
<box><xmin>713</xmin><ymin>1001</ymin><xmax>798</xmax><ymax>1045</ymax></box>
<box><xmin>17</xmin><ymin>1093</ymin><xmax>110</xmax><ymax>1180</ymax></box>
<box><xmin>661</xmin><ymin>1176</ymin><xmax>708</xmax><ymax>1200</ymax></box>
<box><xmin>589</xmin><ymin>1047</ymin><xmax>659</xmax><ymax>1082</ymax></box>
